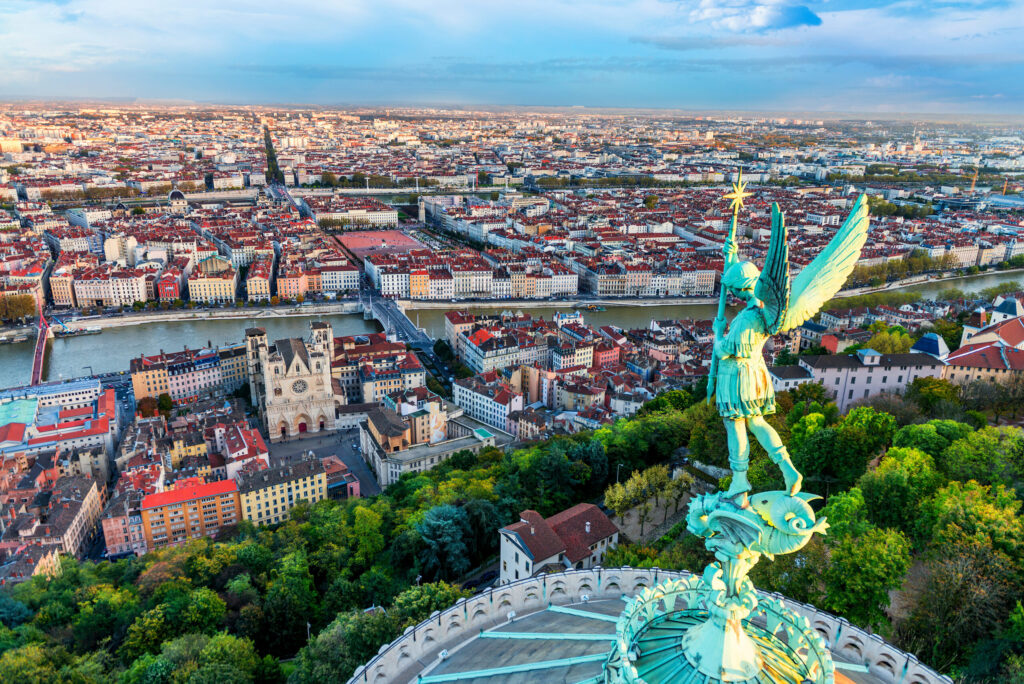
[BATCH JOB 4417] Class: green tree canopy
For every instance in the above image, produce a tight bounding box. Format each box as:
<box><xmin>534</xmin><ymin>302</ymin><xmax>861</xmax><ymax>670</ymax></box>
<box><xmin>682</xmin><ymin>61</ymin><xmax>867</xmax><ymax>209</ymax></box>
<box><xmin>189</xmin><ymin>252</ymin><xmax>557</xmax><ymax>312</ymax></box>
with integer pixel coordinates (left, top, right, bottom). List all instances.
<box><xmin>858</xmin><ymin>447</ymin><xmax>946</xmax><ymax>539</ymax></box>
<box><xmin>937</xmin><ymin>426</ymin><xmax>1023</xmax><ymax>487</ymax></box>
<box><xmin>824</xmin><ymin>527</ymin><xmax>912</xmax><ymax>635</ymax></box>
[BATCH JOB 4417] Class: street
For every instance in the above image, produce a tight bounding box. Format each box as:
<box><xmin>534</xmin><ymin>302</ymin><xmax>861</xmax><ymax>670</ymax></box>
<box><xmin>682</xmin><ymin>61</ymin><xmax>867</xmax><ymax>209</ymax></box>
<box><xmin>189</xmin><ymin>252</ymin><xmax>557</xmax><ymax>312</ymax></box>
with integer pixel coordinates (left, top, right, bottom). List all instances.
<box><xmin>267</xmin><ymin>427</ymin><xmax>382</xmax><ymax>497</ymax></box>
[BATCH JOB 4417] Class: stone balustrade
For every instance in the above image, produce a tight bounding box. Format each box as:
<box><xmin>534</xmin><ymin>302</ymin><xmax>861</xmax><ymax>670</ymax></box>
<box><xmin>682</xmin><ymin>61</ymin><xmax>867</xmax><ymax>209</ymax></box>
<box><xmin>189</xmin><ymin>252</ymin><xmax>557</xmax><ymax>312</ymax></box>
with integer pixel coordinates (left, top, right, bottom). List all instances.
<box><xmin>347</xmin><ymin>567</ymin><xmax>952</xmax><ymax>684</ymax></box>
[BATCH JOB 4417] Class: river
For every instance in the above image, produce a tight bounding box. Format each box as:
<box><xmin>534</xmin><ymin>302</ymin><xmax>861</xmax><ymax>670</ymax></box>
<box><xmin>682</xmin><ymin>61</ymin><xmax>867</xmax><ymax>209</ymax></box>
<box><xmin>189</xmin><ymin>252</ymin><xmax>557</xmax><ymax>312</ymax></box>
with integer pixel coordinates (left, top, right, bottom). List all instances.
<box><xmin>0</xmin><ymin>269</ymin><xmax>1020</xmax><ymax>390</ymax></box>
<box><xmin>408</xmin><ymin>270</ymin><xmax>1024</xmax><ymax>340</ymax></box>
<box><xmin>0</xmin><ymin>314</ymin><xmax>381</xmax><ymax>389</ymax></box>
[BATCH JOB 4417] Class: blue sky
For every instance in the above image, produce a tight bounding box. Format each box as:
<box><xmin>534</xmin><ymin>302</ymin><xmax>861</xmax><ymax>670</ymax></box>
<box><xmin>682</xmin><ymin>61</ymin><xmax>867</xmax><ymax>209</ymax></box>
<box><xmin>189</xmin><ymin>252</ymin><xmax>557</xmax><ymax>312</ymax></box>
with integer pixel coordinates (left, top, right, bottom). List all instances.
<box><xmin>0</xmin><ymin>0</ymin><xmax>1021</xmax><ymax>114</ymax></box>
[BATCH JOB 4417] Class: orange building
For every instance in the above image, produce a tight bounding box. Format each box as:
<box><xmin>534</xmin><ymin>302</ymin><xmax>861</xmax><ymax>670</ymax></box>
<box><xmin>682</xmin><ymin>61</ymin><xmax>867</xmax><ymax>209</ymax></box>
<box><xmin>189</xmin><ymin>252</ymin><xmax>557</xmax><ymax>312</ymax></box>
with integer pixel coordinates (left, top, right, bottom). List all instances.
<box><xmin>409</xmin><ymin>269</ymin><xmax>429</xmax><ymax>299</ymax></box>
<box><xmin>140</xmin><ymin>478</ymin><xmax>240</xmax><ymax>549</ymax></box>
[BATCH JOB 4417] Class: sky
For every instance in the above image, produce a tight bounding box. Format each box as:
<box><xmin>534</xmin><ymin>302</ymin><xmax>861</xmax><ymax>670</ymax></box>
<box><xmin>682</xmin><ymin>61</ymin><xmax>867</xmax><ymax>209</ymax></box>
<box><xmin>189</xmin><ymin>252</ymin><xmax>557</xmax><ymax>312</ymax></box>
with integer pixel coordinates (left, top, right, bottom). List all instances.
<box><xmin>0</xmin><ymin>0</ymin><xmax>1022</xmax><ymax>114</ymax></box>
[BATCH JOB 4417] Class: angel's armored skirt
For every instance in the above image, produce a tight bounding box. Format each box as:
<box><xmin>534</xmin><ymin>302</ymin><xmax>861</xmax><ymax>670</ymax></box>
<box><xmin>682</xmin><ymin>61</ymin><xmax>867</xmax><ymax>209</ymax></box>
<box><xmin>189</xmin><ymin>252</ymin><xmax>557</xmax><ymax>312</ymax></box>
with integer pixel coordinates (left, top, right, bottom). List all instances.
<box><xmin>715</xmin><ymin>355</ymin><xmax>776</xmax><ymax>419</ymax></box>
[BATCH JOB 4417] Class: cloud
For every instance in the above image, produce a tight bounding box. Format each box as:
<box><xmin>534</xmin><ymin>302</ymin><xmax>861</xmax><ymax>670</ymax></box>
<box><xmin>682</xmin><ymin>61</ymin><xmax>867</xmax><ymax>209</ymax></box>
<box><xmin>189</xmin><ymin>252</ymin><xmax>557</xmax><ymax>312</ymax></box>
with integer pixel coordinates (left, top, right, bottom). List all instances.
<box><xmin>689</xmin><ymin>0</ymin><xmax>823</xmax><ymax>31</ymax></box>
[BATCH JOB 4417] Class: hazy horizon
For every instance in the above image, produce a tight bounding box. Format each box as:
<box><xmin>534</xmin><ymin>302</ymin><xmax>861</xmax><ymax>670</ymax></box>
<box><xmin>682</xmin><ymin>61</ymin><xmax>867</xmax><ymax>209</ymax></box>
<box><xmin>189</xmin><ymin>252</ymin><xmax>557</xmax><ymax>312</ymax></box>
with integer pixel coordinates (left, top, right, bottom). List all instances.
<box><xmin>2</xmin><ymin>1</ymin><xmax>1022</xmax><ymax>116</ymax></box>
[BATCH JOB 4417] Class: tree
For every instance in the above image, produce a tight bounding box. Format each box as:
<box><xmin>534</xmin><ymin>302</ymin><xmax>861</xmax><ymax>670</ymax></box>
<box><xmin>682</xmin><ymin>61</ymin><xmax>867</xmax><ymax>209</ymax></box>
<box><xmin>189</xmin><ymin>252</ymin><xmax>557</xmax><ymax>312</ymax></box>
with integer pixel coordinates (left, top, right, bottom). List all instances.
<box><xmin>0</xmin><ymin>294</ymin><xmax>36</xmax><ymax>321</ymax></box>
<box><xmin>841</xmin><ymin>406</ymin><xmax>896</xmax><ymax>454</ymax></box>
<box><xmin>261</xmin><ymin>552</ymin><xmax>318</xmax><ymax>656</ymax></box>
<box><xmin>865</xmin><ymin>327</ymin><xmax>914</xmax><ymax>354</ymax></box>
<box><xmin>137</xmin><ymin>396</ymin><xmax>159</xmax><ymax>417</ymax></box>
<box><xmin>794</xmin><ymin>424</ymin><xmax>875</xmax><ymax>491</ymax></box>
<box><xmin>463</xmin><ymin>498</ymin><xmax>500</xmax><ymax>559</ymax></box>
<box><xmin>120</xmin><ymin>605</ymin><xmax>171</xmax><ymax>662</ymax></box>
<box><xmin>853</xmin><ymin>392</ymin><xmax>924</xmax><ymax>426</ymax></box>
<box><xmin>638</xmin><ymin>389</ymin><xmax>693</xmax><ymax>415</ymax></box>
<box><xmin>819</xmin><ymin>487</ymin><xmax>873</xmax><ymax>541</ymax></box>
<box><xmin>665</xmin><ymin>475</ymin><xmax>692</xmax><ymax>515</ymax></box>
<box><xmin>930</xmin><ymin>318</ymin><xmax>964</xmax><ymax>351</ymax></box>
<box><xmin>0</xmin><ymin>594</ymin><xmax>31</xmax><ymax>629</ymax></box>
<box><xmin>898</xmin><ymin>538</ymin><xmax>1022</xmax><ymax>672</ymax></box>
<box><xmin>416</xmin><ymin>505</ymin><xmax>472</xmax><ymax>581</ymax></box>
<box><xmin>289</xmin><ymin>610</ymin><xmax>399</xmax><ymax>684</ymax></box>
<box><xmin>823</xmin><ymin>527</ymin><xmax>911</xmax><ymax>635</ymax></box>
<box><xmin>937</xmin><ymin>426</ymin><xmax>1023</xmax><ymax>486</ymax></box>
<box><xmin>352</xmin><ymin>506</ymin><xmax>385</xmax><ymax>569</ymax></box>
<box><xmin>643</xmin><ymin>465</ymin><xmax>670</xmax><ymax>509</ymax></box>
<box><xmin>918</xmin><ymin>481</ymin><xmax>1024</xmax><ymax>560</ymax></box>
<box><xmin>390</xmin><ymin>582</ymin><xmax>471</xmax><ymax>627</ymax></box>
<box><xmin>683</xmin><ymin>401</ymin><xmax>729</xmax><ymax>469</ymax></box>
<box><xmin>157</xmin><ymin>393</ymin><xmax>173</xmax><ymax>413</ymax></box>
<box><xmin>637</xmin><ymin>500</ymin><xmax>653</xmax><ymax>538</ymax></box>
<box><xmin>893</xmin><ymin>422</ymin><xmax>953</xmax><ymax>458</ymax></box>
<box><xmin>790</xmin><ymin>381</ymin><xmax>828</xmax><ymax>405</ymax></box>
<box><xmin>961</xmin><ymin>378</ymin><xmax>1011</xmax><ymax>419</ymax></box>
<box><xmin>643</xmin><ymin>195</ymin><xmax>659</xmax><ymax>209</ymax></box>
<box><xmin>858</xmin><ymin>447</ymin><xmax>945</xmax><ymax>539</ymax></box>
<box><xmin>906</xmin><ymin>377</ymin><xmax>959</xmax><ymax>414</ymax></box>
<box><xmin>749</xmin><ymin>536</ymin><xmax>827</xmax><ymax>606</ymax></box>
<box><xmin>603</xmin><ymin>482</ymin><xmax>630</xmax><ymax>524</ymax></box>
<box><xmin>789</xmin><ymin>413</ymin><xmax>826</xmax><ymax>454</ymax></box>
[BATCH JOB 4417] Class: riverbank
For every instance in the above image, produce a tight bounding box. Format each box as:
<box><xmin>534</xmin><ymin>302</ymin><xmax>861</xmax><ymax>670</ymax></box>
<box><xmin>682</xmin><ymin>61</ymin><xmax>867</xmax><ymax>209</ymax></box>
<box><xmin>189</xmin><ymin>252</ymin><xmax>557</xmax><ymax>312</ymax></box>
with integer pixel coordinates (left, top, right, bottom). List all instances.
<box><xmin>399</xmin><ymin>267</ymin><xmax>1024</xmax><ymax>313</ymax></box>
<box><xmin>42</xmin><ymin>302</ymin><xmax>364</xmax><ymax>332</ymax></box>
<box><xmin>398</xmin><ymin>296</ymin><xmax>716</xmax><ymax>310</ymax></box>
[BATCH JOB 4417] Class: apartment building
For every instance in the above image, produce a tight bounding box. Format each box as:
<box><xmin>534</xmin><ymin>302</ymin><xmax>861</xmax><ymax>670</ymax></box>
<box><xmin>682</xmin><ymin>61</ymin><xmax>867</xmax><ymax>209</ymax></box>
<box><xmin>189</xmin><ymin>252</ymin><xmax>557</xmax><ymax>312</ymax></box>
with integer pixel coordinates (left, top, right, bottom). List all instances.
<box><xmin>461</xmin><ymin>328</ymin><xmax>521</xmax><ymax>374</ymax></box>
<box><xmin>236</xmin><ymin>452</ymin><xmax>327</xmax><ymax>526</ymax></box>
<box><xmin>0</xmin><ymin>475</ymin><xmax>103</xmax><ymax>558</ymax></box>
<box><xmin>130</xmin><ymin>345</ymin><xmax>248</xmax><ymax>404</ymax></box>
<box><xmin>187</xmin><ymin>266</ymin><xmax>237</xmax><ymax>304</ymax></box>
<box><xmin>140</xmin><ymin>478</ymin><xmax>240</xmax><ymax>549</ymax></box>
<box><xmin>101</xmin><ymin>490</ymin><xmax>147</xmax><ymax>557</ymax></box>
<box><xmin>453</xmin><ymin>373</ymin><xmax>524</xmax><ymax>433</ymax></box>
<box><xmin>799</xmin><ymin>349</ymin><xmax>945</xmax><ymax>412</ymax></box>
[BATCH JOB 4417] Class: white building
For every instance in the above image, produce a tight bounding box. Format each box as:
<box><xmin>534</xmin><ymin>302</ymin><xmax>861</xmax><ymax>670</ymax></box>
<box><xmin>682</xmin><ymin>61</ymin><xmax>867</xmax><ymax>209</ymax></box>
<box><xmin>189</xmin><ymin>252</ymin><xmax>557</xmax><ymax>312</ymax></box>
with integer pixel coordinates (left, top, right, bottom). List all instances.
<box><xmin>498</xmin><ymin>504</ymin><xmax>619</xmax><ymax>585</ymax></box>
<box><xmin>799</xmin><ymin>349</ymin><xmax>945</xmax><ymax>412</ymax></box>
<box><xmin>452</xmin><ymin>375</ymin><xmax>524</xmax><ymax>433</ymax></box>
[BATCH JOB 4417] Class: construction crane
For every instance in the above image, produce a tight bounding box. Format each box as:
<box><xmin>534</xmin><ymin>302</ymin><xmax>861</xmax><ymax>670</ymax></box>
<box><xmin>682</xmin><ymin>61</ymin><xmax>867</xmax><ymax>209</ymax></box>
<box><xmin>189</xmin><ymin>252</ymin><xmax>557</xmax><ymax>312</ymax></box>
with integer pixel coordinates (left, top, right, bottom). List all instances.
<box><xmin>1004</xmin><ymin>178</ymin><xmax>1010</xmax><ymax>196</ymax></box>
<box><xmin>969</xmin><ymin>168</ymin><xmax>979</xmax><ymax>193</ymax></box>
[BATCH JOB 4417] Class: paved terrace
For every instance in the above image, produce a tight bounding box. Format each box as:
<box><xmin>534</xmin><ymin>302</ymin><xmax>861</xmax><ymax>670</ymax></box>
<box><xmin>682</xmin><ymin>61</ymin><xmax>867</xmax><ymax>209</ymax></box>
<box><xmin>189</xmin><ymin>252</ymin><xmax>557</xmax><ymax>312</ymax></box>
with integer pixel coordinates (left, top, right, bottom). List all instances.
<box><xmin>347</xmin><ymin>569</ymin><xmax>951</xmax><ymax>684</ymax></box>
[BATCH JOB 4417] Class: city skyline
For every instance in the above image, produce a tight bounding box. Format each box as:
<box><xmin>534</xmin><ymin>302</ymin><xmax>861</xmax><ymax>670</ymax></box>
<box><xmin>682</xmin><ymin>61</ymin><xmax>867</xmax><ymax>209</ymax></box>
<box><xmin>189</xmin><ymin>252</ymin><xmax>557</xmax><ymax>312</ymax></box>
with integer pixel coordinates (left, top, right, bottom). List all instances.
<box><xmin>2</xmin><ymin>0</ymin><xmax>1023</xmax><ymax>115</ymax></box>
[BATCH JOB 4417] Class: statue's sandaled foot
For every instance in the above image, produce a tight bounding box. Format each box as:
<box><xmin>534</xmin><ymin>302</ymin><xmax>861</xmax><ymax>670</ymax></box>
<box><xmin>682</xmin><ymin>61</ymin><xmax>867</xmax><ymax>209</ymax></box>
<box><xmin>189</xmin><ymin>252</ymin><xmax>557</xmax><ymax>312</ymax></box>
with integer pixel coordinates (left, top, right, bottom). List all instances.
<box><xmin>725</xmin><ymin>471</ymin><xmax>752</xmax><ymax>509</ymax></box>
<box><xmin>781</xmin><ymin>462</ymin><xmax>802</xmax><ymax>497</ymax></box>
<box><xmin>769</xmin><ymin>446</ymin><xmax>803</xmax><ymax>497</ymax></box>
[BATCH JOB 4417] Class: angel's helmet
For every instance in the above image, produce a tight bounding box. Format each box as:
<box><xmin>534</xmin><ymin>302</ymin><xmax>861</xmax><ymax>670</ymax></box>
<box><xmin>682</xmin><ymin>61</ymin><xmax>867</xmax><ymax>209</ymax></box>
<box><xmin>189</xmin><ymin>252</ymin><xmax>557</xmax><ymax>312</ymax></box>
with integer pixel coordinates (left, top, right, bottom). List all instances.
<box><xmin>722</xmin><ymin>261</ymin><xmax>759</xmax><ymax>296</ymax></box>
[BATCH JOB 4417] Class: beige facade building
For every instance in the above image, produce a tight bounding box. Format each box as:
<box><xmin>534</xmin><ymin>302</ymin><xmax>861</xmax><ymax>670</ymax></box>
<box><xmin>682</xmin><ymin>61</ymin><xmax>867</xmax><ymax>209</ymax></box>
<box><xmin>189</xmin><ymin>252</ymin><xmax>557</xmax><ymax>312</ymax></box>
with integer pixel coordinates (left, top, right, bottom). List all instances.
<box><xmin>237</xmin><ymin>452</ymin><xmax>327</xmax><ymax>526</ymax></box>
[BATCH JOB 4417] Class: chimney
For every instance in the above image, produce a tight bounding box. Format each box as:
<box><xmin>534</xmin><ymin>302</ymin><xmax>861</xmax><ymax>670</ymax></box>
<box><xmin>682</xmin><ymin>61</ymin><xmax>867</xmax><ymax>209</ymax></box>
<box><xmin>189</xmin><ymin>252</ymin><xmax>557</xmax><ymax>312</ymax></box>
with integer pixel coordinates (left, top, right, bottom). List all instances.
<box><xmin>530</xmin><ymin>525</ymin><xmax>535</xmax><ymax>535</ymax></box>
<box><xmin>585</xmin><ymin>521</ymin><xmax>591</xmax><ymax>534</ymax></box>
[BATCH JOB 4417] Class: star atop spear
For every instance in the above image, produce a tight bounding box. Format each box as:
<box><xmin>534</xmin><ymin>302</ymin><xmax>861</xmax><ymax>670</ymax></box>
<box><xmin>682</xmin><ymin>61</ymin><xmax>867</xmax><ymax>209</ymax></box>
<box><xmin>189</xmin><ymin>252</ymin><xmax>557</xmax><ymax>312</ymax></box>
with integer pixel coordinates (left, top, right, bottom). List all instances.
<box><xmin>723</xmin><ymin>171</ymin><xmax>753</xmax><ymax>216</ymax></box>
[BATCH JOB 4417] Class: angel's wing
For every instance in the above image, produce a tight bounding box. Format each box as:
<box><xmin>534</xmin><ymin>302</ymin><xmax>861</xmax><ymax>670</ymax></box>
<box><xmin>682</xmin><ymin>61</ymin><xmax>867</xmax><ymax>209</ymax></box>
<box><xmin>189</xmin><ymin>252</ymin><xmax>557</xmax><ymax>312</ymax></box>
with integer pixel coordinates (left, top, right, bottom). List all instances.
<box><xmin>780</xmin><ymin>194</ymin><xmax>870</xmax><ymax>332</ymax></box>
<box><xmin>755</xmin><ymin>203</ymin><xmax>790</xmax><ymax>335</ymax></box>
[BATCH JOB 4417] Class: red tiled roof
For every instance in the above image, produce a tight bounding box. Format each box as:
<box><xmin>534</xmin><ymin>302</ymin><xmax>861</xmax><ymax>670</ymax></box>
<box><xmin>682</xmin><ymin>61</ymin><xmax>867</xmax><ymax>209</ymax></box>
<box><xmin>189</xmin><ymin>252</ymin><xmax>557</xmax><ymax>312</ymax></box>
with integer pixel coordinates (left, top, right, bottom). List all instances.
<box><xmin>141</xmin><ymin>478</ymin><xmax>236</xmax><ymax>510</ymax></box>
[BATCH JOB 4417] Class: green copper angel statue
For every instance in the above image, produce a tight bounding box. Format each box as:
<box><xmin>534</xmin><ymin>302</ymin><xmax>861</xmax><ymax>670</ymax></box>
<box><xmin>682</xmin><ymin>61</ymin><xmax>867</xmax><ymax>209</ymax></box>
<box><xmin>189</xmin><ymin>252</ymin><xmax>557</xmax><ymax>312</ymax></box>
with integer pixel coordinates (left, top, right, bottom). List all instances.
<box><xmin>708</xmin><ymin>185</ymin><xmax>870</xmax><ymax>506</ymax></box>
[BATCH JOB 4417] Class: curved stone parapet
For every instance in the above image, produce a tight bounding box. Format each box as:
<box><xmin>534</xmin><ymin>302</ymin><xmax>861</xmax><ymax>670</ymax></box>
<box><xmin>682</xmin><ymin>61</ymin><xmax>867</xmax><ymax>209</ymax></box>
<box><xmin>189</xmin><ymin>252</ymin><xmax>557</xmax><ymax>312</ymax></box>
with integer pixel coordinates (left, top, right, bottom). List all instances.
<box><xmin>346</xmin><ymin>568</ymin><xmax>952</xmax><ymax>684</ymax></box>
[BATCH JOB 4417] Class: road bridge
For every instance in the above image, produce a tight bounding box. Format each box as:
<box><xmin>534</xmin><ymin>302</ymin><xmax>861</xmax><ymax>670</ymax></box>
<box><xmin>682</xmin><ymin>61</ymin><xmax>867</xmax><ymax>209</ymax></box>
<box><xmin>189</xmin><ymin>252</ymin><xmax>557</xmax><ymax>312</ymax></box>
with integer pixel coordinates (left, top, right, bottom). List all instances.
<box><xmin>30</xmin><ymin>314</ymin><xmax>51</xmax><ymax>385</ymax></box>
